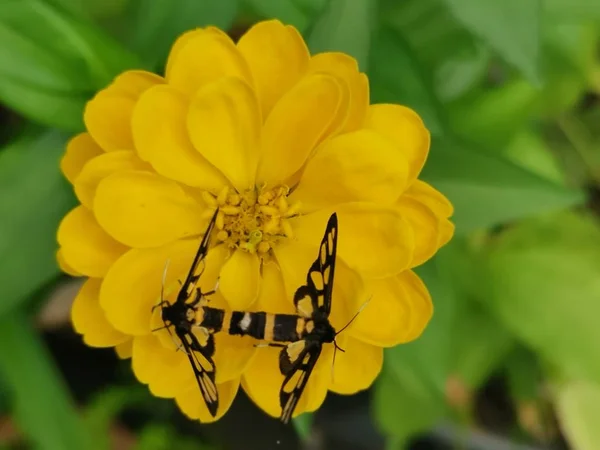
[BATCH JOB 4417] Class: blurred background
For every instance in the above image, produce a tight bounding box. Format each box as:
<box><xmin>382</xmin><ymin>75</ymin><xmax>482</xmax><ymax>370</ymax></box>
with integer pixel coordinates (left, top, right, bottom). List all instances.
<box><xmin>0</xmin><ymin>0</ymin><xmax>599</xmax><ymax>449</ymax></box>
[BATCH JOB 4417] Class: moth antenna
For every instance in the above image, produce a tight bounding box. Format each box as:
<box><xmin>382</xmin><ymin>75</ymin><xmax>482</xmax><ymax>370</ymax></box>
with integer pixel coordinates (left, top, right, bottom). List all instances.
<box><xmin>161</xmin><ymin>259</ymin><xmax>171</xmax><ymax>302</ymax></box>
<box><xmin>169</xmin><ymin>332</ymin><xmax>184</xmax><ymax>353</ymax></box>
<box><xmin>335</xmin><ymin>296</ymin><xmax>372</xmax><ymax>337</ymax></box>
<box><xmin>331</xmin><ymin>341</ymin><xmax>346</xmax><ymax>383</ymax></box>
<box><xmin>331</xmin><ymin>345</ymin><xmax>338</xmax><ymax>383</ymax></box>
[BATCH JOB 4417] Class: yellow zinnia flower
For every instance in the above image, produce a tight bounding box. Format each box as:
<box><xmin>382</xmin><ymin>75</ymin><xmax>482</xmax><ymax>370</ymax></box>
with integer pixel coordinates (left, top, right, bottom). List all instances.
<box><xmin>57</xmin><ymin>19</ymin><xmax>454</xmax><ymax>422</ymax></box>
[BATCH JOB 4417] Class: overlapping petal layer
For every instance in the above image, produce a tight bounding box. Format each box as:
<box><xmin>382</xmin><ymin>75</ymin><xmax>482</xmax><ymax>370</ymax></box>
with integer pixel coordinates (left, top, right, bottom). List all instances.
<box><xmin>94</xmin><ymin>170</ymin><xmax>206</xmax><ymax>248</ymax></box>
<box><xmin>57</xmin><ymin>19</ymin><xmax>453</xmax><ymax>424</ymax></box>
<box><xmin>71</xmin><ymin>278</ymin><xmax>128</xmax><ymax>347</ymax></box>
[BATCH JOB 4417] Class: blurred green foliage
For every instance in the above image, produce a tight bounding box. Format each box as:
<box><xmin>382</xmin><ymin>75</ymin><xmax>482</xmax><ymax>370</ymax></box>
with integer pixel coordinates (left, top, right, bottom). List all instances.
<box><xmin>0</xmin><ymin>0</ymin><xmax>599</xmax><ymax>448</ymax></box>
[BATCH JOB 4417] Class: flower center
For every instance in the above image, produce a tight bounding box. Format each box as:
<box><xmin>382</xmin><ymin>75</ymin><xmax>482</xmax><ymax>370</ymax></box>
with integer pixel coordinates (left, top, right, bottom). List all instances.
<box><xmin>202</xmin><ymin>185</ymin><xmax>301</xmax><ymax>255</ymax></box>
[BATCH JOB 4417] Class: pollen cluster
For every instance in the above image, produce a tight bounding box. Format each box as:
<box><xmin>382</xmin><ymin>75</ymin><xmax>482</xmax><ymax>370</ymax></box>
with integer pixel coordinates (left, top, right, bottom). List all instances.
<box><xmin>202</xmin><ymin>185</ymin><xmax>301</xmax><ymax>255</ymax></box>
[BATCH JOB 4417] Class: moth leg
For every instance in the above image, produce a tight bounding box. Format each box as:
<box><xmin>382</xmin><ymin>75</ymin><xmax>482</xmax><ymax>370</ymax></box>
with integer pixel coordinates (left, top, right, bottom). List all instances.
<box><xmin>254</xmin><ymin>342</ymin><xmax>286</xmax><ymax>348</ymax></box>
<box><xmin>203</xmin><ymin>277</ymin><xmax>221</xmax><ymax>298</ymax></box>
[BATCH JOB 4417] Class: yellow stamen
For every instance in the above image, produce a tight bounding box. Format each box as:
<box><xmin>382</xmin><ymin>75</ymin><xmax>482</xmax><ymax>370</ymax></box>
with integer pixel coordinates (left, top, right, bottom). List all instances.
<box><xmin>216</xmin><ymin>186</ymin><xmax>229</xmax><ymax>205</ymax></box>
<box><xmin>216</xmin><ymin>211</ymin><xmax>225</xmax><ymax>230</ymax></box>
<box><xmin>281</xmin><ymin>219</ymin><xmax>293</xmax><ymax>238</ymax></box>
<box><xmin>258</xmin><ymin>192</ymin><xmax>273</xmax><ymax>205</ymax></box>
<box><xmin>203</xmin><ymin>185</ymin><xmax>298</xmax><ymax>255</ymax></box>
<box><xmin>259</xmin><ymin>205</ymin><xmax>279</xmax><ymax>216</ymax></box>
<box><xmin>228</xmin><ymin>193</ymin><xmax>241</xmax><ymax>206</ymax></box>
<box><xmin>277</xmin><ymin>195</ymin><xmax>288</xmax><ymax>213</ymax></box>
<box><xmin>257</xmin><ymin>241</ymin><xmax>271</xmax><ymax>254</ymax></box>
<box><xmin>222</xmin><ymin>206</ymin><xmax>241</xmax><ymax>215</ymax></box>
<box><xmin>285</xmin><ymin>201</ymin><xmax>301</xmax><ymax>217</ymax></box>
<box><xmin>263</xmin><ymin>217</ymin><xmax>280</xmax><ymax>234</ymax></box>
<box><xmin>202</xmin><ymin>191</ymin><xmax>217</xmax><ymax>207</ymax></box>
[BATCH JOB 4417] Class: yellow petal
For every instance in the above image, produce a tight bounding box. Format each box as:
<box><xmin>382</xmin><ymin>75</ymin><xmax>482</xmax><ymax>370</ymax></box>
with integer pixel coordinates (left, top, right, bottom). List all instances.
<box><xmin>348</xmin><ymin>275</ymin><xmax>415</xmax><ymax>347</ymax></box>
<box><xmin>71</xmin><ymin>278</ymin><xmax>128</xmax><ymax>347</ymax></box>
<box><xmin>166</xmin><ymin>28</ymin><xmax>252</xmax><ymax>94</ymax></box>
<box><xmin>309</xmin><ymin>52</ymin><xmax>368</xmax><ymax>132</ymax></box>
<box><xmin>84</xmin><ymin>72</ymin><xmax>162</xmax><ymax>153</ymax></box>
<box><xmin>274</xmin><ymin>240</ymin><xmax>366</xmax><ymax>330</ymax></box>
<box><xmin>132</xmin><ymin>334</ymin><xmax>194</xmax><ymax>398</ymax></box>
<box><xmin>349</xmin><ymin>270</ymin><xmax>433</xmax><ymax>345</ymax></box>
<box><xmin>241</xmin><ymin>346</ymin><xmax>329</xmax><ymax>418</ymax></box>
<box><xmin>237</xmin><ymin>20</ymin><xmax>309</xmax><ymax>117</ymax></box>
<box><xmin>56</xmin><ymin>249</ymin><xmax>81</xmax><ymax>277</ymax></box>
<box><xmin>108</xmin><ymin>70</ymin><xmax>164</xmax><ymax>98</ymax></box>
<box><xmin>94</xmin><ymin>170</ymin><xmax>205</xmax><ymax>248</ymax></box>
<box><xmin>165</xmin><ymin>28</ymin><xmax>203</xmax><ymax>79</ymax></box>
<box><xmin>396</xmin><ymin>197</ymin><xmax>440</xmax><ymax>268</ymax></box>
<box><xmin>84</xmin><ymin>91</ymin><xmax>135</xmax><ymax>152</ymax></box>
<box><xmin>401</xmin><ymin>270</ymin><xmax>433</xmax><ymax>342</ymax></box>
<box><xmin>290</xmin><ymin>129</ymin><xmax>410</xmax><ymax>211</ymax></box>
<box><xmin>175</xmin><ymin>377</ymin><xmax>240</xmax><ymax>423</ymax></box>
<box><xmin>213</xmin><ymin>332</ymin><xmax>257</xmax><ymax>383</ymax></box>
<box><xmin>404</xmin><ymin>180</ymin><xmax>454</xmax><ymax>218</ymax></box>
<box><xmin>187</xmin><ymin>78</ymin><xmax>261</xmax><ymax>191</ymax></box>
<box><xmin>132</xmin><ymin>85</ymin><xmax>229</xmax><ymax>190</ymax></box>
<box><xmin>115</xmin><ymin>339</ymin><xmax>133</xmax><ymax>359</ymax></box>
<box><xmin>253</xmin><ymin>260</ymin><xmax>295</xmax><ymax>314</ymax></box>
<box><xmin>256</xmin><ymin>73</ymin><xmax>346</xmax><ymax>186</ymax></box>
<box><xmin>100</xmin><ymin>238</ymin><xmax>223</xmax><ymax>336</ymax></box>
<box><xmin>439</xmin><ymin>219</ymin><xmax>455</xmax><ymax>248</ymax></box>
<box><xmin>57</xmin><ymin>206</ymin><xmax>128</xmax><ymax>277</ymax></box>
<box><xmin>74</xmin><ymin>151</ymin><xmax>150</xmax><ymax>209</ymax></box>
<box><xmin>219</xmin><ymin>250</ymin><xmax>260</xmax><ymax>310</ymax></box>
<box><xmin>404</xmin><ymin>180</ymin><xmax>455</xmax><ymax>251</ymax></box>
<box><xmin>288</xmin><ymin>203</ymin><xmax>414</xmax><ymax>279</ymax></box>
<box><xmin>60</xmin><ymin>133</ymin><xmax>103</xmax><ymax>184</ymax></box>
<box><xmin>365</xmin><ymin>104</ymin><xmax>430</xmax><ymax>185</ymax></box>
<box><xmin>330</xmin><ymin>337</ymin><xmax>382</xmax><ymax>395</ymax></box>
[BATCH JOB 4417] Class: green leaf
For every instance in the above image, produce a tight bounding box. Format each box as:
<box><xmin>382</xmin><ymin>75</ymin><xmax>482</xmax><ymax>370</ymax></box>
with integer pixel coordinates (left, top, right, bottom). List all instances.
<box><xmin>244</xmin><ymin>0</ymin><xmax>312</xmax><ymax>32</ymax></box>
<box><xmin>369</xmin><ymin>26</ymin><xmax>446</xmax><ymax>135</ymax></box>
<box><xmin>441</xmin><ymin>0</ymin><xmax>542</xmax><ymax>83</ymax></box>
<box><xmin>506</xmin><ymin>347</ymin><xmax>542</xmax><ymax>402</ymax></box>
<box><xmin>380</xmin><ymin>0</ymin><xmax>490</xmax><ymax>102</ymax></box>
<box><xmin>450</xmin><ymin>305</ymin><xmax>514</xmax><ymax>389</ymax></box>
<box><xmin>86</xmin><ymin>386</ymin><xmax>148</xmax><ymax>450</ymax></box>
<box><xmin>45</xmin><ymin>0</ymin><xmax>129</xmax><ymax>19</ymax></box>
<box><xmin>421</xmin><ymin>138</ymin><xmax>584</xmax><ymax>233</ymax></box>
<box><xmin>0</xmin><ymin>0</ymin><xmax>139</xmax><ymax>128</ymax></box>
<box><xmin>447</xmin><ymin>79</ymin><xmax>541</xmax><ymax>149</ymax></box>
<box><xmin>504</xmin><ymin>130</ymin><xmax>566</xmax><ymax>185</ymax></box>
<box><xmin>374</xmin><ymin>370</ymin><xmax>445</xmax><ymax>442</ymax></box>
<box><xmin>544</xmin><ymin>0</ymin><xmax>600</xmax><ymax>21</ymax></box>
<box><xmin>555</xmin><ymin>380</ymin><xmax>600</xmax><ymax>450</ymax></box>
<box><xmin>0</xmin><ymin>77</ymin><xmax>86</xmax><ymax>131</ymax></box>
<box><xmin>485</xmin><ymin>211</ymin><xmax>600</xmax><ymax>384</ymax></box>
<box><xmin>537</xmin><ymin>23</ymin><xmax>599</xmax><ymax>118</ymax></box>
<box><xmin>306</xmin><ymin>0</ymin><xmax>376</xmax><ymax>70</ymax></box>
<box><xmin>127</xmin><ymin>0</ymin><xmax>239</xmax><ymax>70</ymax></box>
<box><xmin>375</xmin><ymin>258</ymin><xmax>456</xmax><ymax>439</ymax></box>
<box><xmin>134</xmin><ymin>424</ymin><xmax>215</xmax><ymax>450</ymax></box>
<box><xmin>0</xmin><ymin>312</ymin><xmax>92</xmax><ymax>450</ymax></box>
<box><xmin>0</xmin><ymin>129</ymin><xmax>76</xmax><ymax>316</ymax></box>
<box><xmin>292</xmin><ymin>412</ymin><xmax>313</xmax><ymax>441</ymax></box>
<box><xmin>1</xmin><ymin>0</ymin><xmax>139</xmax><ymax>86</ymax></box>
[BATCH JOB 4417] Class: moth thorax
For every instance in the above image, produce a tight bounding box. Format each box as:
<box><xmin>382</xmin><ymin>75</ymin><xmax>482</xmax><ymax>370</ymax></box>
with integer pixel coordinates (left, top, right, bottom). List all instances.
<box><xmin>195</xmin><ymin>307</ymin><xmax>205</xmax><ymax>324</ymax></box>
<box><xmin>185</xmin><ymin>307</ymin><xmax>195</xmax><ymax>322</ymax></box>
